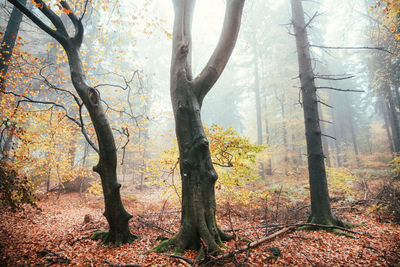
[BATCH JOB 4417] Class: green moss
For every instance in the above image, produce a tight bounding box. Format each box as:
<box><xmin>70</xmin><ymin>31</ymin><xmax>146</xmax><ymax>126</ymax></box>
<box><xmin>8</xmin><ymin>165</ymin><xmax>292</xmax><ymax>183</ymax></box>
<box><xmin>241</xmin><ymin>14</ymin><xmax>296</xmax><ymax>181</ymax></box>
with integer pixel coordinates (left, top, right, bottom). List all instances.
<box><xmin>91</xmin><ymin>230</ymin><xmax>138</xmax><ymax>247</ymax></box>
<box><xmin>91</xmin><ymin>230</ymin><xmax>109</xmax><ymax>241</ymax></box>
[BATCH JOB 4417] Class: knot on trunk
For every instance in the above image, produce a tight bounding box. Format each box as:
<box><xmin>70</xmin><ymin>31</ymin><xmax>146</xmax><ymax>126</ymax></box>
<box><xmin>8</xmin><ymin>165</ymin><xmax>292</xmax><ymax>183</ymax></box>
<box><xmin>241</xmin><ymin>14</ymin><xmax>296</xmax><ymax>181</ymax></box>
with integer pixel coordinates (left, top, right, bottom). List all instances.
<box><xmin>93</xmin><ymin>164</ymin><xmax>101</xmax><ymax>174</ymax></box>
<box><xmin>200</xmin><ymin>138</ymin><xmax>209</xmax><ymax>148</ymax></box>
<box><xmin>112</xmin><ymin>182</ymin><xmax>121</xmax><ymax>193</ymax></box>
<box><xmin>179</xmin><ymin>42</ymin><xmax>189</xmax><ymax>58</ymax></box>
<box><xmin>88</xmin><ymin>87</ymin><xmax>100</xmax><ymax>106</ymax></box>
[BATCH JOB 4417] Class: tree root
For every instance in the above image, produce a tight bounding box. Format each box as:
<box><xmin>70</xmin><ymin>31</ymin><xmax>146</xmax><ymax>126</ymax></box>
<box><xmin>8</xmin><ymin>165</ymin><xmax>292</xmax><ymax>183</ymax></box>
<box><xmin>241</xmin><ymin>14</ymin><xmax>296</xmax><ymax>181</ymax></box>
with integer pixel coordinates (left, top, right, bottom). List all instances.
<box><xmin>295</xmin><ymin>222</ymin><xmax>362</xmax><ymax>238</ymax></box>
<box><xmin>150</xmin><ymin>227</ymin><xmax>235</xmax><ymax>263</ymax></box>
<box><xmin>91</xmin><ymin>230</ymin><xmax>138</xmax><ymax>247</ymax></box>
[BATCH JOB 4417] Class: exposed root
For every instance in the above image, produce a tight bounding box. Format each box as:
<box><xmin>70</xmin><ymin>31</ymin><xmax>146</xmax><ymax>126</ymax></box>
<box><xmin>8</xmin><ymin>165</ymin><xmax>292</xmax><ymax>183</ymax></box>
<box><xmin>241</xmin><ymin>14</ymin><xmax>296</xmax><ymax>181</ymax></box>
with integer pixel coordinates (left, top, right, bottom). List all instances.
<box><xmin>149</xmin><ymin>236</ymin><xmax>178</xmax><ymax>253</ymax></box>
<box><xmin>151</xmin><ymin>227</ymin><xmax>232</xmax><ymax>260</ymax></box>
<box><xmin>296</xmin><ymin>216</ymin><xmax>362</xmax><ymax>238</ymax></box>
<box><xmin>91</xmin><ymin>230</ymin><xmax>138</xmax><ymax>247</ymax></box>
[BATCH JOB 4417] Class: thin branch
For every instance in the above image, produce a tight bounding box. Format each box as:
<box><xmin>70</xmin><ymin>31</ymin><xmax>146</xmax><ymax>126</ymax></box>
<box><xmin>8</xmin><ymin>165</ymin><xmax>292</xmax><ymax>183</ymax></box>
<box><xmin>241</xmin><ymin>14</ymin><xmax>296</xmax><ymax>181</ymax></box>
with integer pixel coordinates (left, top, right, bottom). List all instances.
<box><xmin>315</xmin><ymin>74</ymin><xmax>355</xmax><ymax>80</ymax></box>
<box><xmin>317</xmin><ymin>87</ymin><xmax>364</xmax><ymax>93</ymax></box>
<box><xmin>317</xmin><ymin>100</ymin><xmax>333</xmax><ymax>109</ymax></box>
<box><xmin>310</xmin><ymin>44</ymin><xmax>393</xmax><ymax>54</ymax></box>
<box><xmin>304</xmin><ymin>11</ymin><xmax>318</xmax><ymax>29</ymax></box>
<box><xmin>319</xmin><ymin>119</ymin><xmax>333</xmax><ymax>124</ymax></box>
<box><xmin>212</xmin><ymin>161</ymin><xmax>233</xmax><ymax>168</ymax></box>
<box><xmin>80</xmin><ymin>0</ymin><xmax>90</xmax><ymax>20</ymax></box>
<box><xmin>33</xmin><ymin>0</ymin><xmax>68</xmax><ymax>37</ymax></box>
<box><xmin>120</xmin><ymin>127</ymin><xmax>129</xmax><ymax>165</ymax></box>
<box><xmin>321</xmin><ymin>134</ymin><xmax>336</xmax><ymax>140</ymax></box>
<box><xmin>60</xmin><ymin>0</ymin><xmax>83</xmax><ymax>47</ymax></box>
<box><xmin>7</xmin><ymin>0</ymin><xmax>64</xmax><ymax>42</ymax></box>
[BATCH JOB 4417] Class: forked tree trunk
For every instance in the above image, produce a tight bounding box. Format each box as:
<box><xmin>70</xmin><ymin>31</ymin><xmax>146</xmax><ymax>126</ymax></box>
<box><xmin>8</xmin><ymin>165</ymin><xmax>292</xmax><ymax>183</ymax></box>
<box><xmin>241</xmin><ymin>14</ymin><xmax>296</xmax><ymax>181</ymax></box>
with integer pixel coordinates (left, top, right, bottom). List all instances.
<box><xmin>153</xmin><ymin>0</ymin><xmax>245</xmax><ymax>254</ymax></box>
<box><xmin>291</xmin><ymin>0</ymin><xmax>344</xmax><ymax>226</ymax></box>
<box><xmin>8</xmin><ymin>0</ymin><xmax>136</xmax><ymax>245</ymax></box>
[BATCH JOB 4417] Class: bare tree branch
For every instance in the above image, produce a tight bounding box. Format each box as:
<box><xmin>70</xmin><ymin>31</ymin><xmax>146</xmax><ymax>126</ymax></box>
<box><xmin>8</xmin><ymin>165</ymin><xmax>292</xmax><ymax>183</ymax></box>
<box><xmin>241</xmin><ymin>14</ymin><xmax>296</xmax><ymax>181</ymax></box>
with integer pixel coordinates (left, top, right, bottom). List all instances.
<box><xmin>317</xmin><ymin>87</ymin><xmax>364</xmax><ymax>93</ymax></box>
<box><xmin>310</xmin><ymin>44</ymin><xmax>393</xmax><ymax>54</ymax></box>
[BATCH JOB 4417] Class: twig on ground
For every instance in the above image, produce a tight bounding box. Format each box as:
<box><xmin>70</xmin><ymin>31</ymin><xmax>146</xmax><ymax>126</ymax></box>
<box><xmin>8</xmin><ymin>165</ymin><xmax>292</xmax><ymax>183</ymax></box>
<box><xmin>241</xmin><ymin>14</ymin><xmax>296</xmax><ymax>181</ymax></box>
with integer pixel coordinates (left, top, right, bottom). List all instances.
<box><xmin>136</xmin><ymin>215</ymin><xmax>173</xmax><ymax>235</ymax></box>
<box><xmin>165</xmin><ymin>254</ymin><xmax>194</xmax><ymax>266</ymax></box>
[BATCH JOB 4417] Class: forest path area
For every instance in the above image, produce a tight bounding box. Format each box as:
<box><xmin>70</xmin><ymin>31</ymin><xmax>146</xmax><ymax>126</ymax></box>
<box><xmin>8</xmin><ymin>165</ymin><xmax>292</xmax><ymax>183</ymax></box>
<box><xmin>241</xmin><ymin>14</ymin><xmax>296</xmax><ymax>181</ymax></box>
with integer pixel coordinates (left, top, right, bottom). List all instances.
<box><xmin>0</xmin><ymin>192</ymin><xmax>399</xmax><ymax>266</ymax></box>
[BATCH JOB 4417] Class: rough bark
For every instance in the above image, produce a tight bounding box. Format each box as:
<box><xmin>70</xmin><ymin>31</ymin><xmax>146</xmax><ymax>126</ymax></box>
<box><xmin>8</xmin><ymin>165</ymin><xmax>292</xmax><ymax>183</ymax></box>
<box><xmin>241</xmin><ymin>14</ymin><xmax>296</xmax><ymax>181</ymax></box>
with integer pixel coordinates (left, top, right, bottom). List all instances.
<box><xmin>0</xmin><ymin>0</ymin><xmax>27</xmax><ymax>90</ymax></box>
<box><xmin>291</xmin><ymin>0</ymin><xmax>344</xmax><ymax>226</ymax></box>
<box><xmin>152</xmin><ymin>0</ymin><xmax>245</xmax><ymax>254</ymax></box>
<box><xmin>8</xmin><ymin>0</ymin><xmax>136</xmax><ymax>245</ymax></box>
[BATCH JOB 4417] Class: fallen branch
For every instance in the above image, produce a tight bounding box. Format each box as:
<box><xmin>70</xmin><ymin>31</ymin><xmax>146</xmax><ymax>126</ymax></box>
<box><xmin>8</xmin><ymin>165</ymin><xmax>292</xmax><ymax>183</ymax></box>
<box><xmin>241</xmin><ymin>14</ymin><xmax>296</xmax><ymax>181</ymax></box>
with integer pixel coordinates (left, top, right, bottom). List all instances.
<box><xmin>70</xmin><ymin>235</ymin><xmax>89</xmax><ymax>245</ymax></box>
<box><xmin>136</xmin><ymin>215</ymin><xmax>173</xmax><ymax>235</ymax></box>
<box><xmin>206</xmin><ymin>226</ymin><xmax>297</xmax><ymax>264</ymax></box>
<box><xmin>202</xmin><ymin>222</ymin><xmax>362</xmax><ymax>265</ymax></box>
<box><xmin>165</xmin><ymin>254</ymin><xmax>193</xmax><ymax>266</ymax></box>
<box><xmin>103</xmin><ymin>259</ymin><xmax>141</xmax><ymax>267</ymax></box>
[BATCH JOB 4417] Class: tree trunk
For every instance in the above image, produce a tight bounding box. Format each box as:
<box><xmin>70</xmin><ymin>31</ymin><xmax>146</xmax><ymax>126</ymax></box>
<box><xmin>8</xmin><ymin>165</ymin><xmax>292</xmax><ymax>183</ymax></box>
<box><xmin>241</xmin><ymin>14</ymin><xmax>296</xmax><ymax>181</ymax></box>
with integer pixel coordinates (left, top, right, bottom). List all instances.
<box><xmin>1</xmin><ymin>124</ymin><xmax>16</xmax><ymax>160</ymax></box>
<box><xmin>265</xmin><ymin>118</ymin><xmax>272</xmax><ymax>175</ymax></box>
<box><xmin>330</xmin><ymin>107</ymin><xmax>342</xmax><ymax>167</ymax></box>
<box><xmin>0</xmin><ymin>0</ymin><xmax>27</xmax><ymax>90</ymax></box>
<box><xmin>8</xmin><ymin>0</ymin><xmax>136</xmax><ymax>245</ymax></box>
<box><xmin>291</xmin><ymin>0</ymin><xmax>344</xmax><ymax>226</ymax></box>
<box><xmin>252</xmin><ymin>44</ymin><xmax>265</xmax><ymax>179</ymax></box>
<box><xmin>381</xmin><ymin>98</ymin><xmax>395</xmax><ymax>153</ymax></box>
<box><xmin>385</xmin><ymin>86</ymin><xmax>400</xmax><ymax>153</ymax></box>
<box><xmin>65</xmin><ymin>46</ymin><xmax>136</xmax><ymax>245</ymax></box>
<box><xmin>318</xmin><ymin>103</ymin><xmax>331</xmax><ymax>167</ymax></box>
<box><xmin>153</xmin><ymin>0</ymin><xmax>245</xmax><ymax>254</ymax></box>
<box><xmin>344</xmin><ymin>97</ymin><xmax>360</xmax><ymax>166</ymax></box>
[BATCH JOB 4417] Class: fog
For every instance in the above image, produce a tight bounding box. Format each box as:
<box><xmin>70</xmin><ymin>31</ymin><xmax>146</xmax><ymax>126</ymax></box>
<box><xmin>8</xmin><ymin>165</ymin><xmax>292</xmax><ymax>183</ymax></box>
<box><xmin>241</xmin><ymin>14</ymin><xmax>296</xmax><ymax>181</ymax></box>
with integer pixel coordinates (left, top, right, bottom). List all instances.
<box><xmin>0</xmin><ymin>0</ymin><xmax>395</xmax><ymax>184</ymax></box>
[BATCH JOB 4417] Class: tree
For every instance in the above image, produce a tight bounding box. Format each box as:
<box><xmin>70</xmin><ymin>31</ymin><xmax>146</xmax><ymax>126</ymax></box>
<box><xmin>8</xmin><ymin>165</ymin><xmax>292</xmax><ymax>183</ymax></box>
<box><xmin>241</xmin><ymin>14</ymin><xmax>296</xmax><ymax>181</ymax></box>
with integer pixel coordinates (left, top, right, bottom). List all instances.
<box><xmin>0</xmin><ymin>0</ymin><xmax>27</xmax><ymax>90</ymax></box>
<box><xmin>291</xmin><ymin>0</ymin><xmax>348</xmax><ymax>227</ymax></box>
<box><xmin>7</xmin><ymin>0</ymin><xmax>137</xmax><ymax>245</ymax></box>
<box><xmin>153</xmin><ymin>0</ymin><xmax>245</xmax><ymax>254</ymax></box>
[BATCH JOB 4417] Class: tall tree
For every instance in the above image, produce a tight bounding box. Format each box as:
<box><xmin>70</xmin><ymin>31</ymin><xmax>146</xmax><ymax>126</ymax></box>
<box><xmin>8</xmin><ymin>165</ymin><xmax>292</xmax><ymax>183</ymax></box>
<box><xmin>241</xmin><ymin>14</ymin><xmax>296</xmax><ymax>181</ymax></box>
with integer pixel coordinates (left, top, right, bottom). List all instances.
<box><xmin>291</xmin><ymin>0</ymin><xmax>348</xmax><ymax>227</ymax></box>
<box><xmin>0</xmin><ymin>0</ymin><xmax>27</xmax><ymax>90</ymax></box>
<box><xmin>8</xmin><ymin>0</ymin><xmax>137</xmax><ymax>245</ymax></box>
<box><xmin>153</xmin><ymin>0</ymin><xmax>245</xmax><ymax>254</ymax></box>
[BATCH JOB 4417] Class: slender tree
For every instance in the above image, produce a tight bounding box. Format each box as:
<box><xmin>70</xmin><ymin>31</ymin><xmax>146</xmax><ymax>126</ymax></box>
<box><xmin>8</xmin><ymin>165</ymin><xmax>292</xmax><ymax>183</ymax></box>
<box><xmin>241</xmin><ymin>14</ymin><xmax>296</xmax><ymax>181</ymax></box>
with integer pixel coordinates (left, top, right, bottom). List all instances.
<box><xmin>291</xmin><ymin>0</ymin><xmax>348</xmax><ymax>227</ymax></box>
<box><xmin>8</xmin><ymin>0</ymin><xmax>137</xmax><ymax>245</ymax></box>
<box><xmin>153</xmin><ymin>0</ymin><xmax>245</xmax><ymax>254</ymax></box>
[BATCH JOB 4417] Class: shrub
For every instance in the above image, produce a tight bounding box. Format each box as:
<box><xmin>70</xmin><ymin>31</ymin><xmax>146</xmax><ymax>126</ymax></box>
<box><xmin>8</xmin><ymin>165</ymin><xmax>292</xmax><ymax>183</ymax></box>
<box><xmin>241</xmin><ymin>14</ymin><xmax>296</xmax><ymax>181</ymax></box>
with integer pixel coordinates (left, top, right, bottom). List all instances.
<box><xmin>0</xmin><ymin>161</ymin><xmax>36</xmax><ymax>211</ymax></box>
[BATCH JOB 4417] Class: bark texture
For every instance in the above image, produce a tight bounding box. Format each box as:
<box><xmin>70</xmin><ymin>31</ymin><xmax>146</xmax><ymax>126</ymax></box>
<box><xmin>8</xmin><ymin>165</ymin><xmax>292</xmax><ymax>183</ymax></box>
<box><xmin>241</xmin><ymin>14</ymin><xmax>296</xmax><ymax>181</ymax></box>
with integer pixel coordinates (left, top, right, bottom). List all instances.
<box><xmin>153</xmin><ymin>0</ymin><xmax>245</xmax><ymax>254</ymax></box>
<box><xmin>291</xmin><ymin>0</ymin><xmax>343</xmax><ymax>226</ymax></box>
<box><xmin>8</xmin><ymin>0</ymin><xmax>136</xmax><ymax>245</ymax></box>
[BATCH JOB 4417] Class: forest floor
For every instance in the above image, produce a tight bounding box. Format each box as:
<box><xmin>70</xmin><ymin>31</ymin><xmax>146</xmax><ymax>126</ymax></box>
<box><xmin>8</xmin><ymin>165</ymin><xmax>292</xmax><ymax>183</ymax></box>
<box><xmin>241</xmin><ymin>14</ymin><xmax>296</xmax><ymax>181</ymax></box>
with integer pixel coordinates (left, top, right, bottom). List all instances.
<box><xmin>0</xmin><ymin>187</ymin><xmax>399</xmax><ymax>266</ymax></box>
